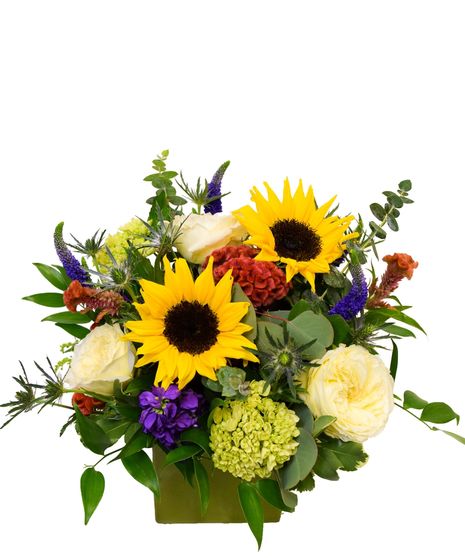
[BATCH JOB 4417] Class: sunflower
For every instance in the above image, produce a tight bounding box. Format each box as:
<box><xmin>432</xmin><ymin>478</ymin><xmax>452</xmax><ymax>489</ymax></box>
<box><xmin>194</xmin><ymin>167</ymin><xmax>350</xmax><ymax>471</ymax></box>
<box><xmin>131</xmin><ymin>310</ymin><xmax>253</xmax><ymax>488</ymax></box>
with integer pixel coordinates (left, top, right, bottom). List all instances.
<box><xmin>123</xmin><ymin>256</ymin><xmax>258</xmax><ymax>389</ymax></box>
<box><xmin>233</xmin><ymin>179</ymin><xmax>358</xmax><ymax>290</ymax></box>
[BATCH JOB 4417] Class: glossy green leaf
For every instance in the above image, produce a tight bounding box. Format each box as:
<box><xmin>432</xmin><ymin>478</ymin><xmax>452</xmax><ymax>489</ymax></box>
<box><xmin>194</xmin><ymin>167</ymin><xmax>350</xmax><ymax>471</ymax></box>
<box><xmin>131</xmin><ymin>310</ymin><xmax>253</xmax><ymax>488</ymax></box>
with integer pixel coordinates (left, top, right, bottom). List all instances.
<box><xmin>164</xmin><ymin>445</ymin><xmax>202</xmax><ymax>465</ymax></box>
<box><xmin>313</xmin><ymin>447</ymin><xmax>342</xmax><ymax>480</ymax></box>
<box><xmin>281</xmin><ymin>429</ymin><xmax>318</xmax><ymax>489</ymax></box>
<box><xmin>115</xmin><ymin>430</ymin><xmax>151</xmax><ymax>461</ymax></box>
<box><xmin>193</xmin><ymin>459</ymin><xmax>210</xmax><ymax>516</ymax></box>
<box><xmin>390</xmin><ymin>339</ymin><xmax>398</xmax><ymax>380</ymax></box>
<box><xmin>42</xmin><ymin>311</ymin><xmax>92</xmax><ymax>324</ymax></box>
<box><xmin>96</xmin><ymin>418</ymin><xmax>130</xmax><ymax>444</ymax></box>
<box><xmin>56</xmin><ymin>323</ymin><xmax>89</xmax><ymax>339</ymax></box>
<box><xmin>33</xmin><ymin>263</ymin><xmax>70</xmax><ymax>291</ymax></box>
<box><xmin>403</xmin><ymin>390</ymin><xmax>428</xmax><ymax>410</ymax></box>
<box><xmin>421</xmin><ymin>402</ymin><xmax>459</xmax><ymax>424</ymax></box>
<box><xmin>80</xmin><ymin>468</ymin><xmax>105</xmax><ymax>525</ymax></box>
<box><xmin>238</xmin><ymin>482</ymin><xmax>264</xmax><ymax>549</ymax></box>
<box><xmin>122</xmin><ymin>450</ymin><xmax>160</xmax><ymax>497</ymax></box>
<box><xmin>381</xmin><ymin>324</ymin><xmax>415</xmax><ymax>337</ymax></box>
<box><xmin>321</xmin><ymin>439</ymin><xmax>368</xmax><ymax>471</ymax></box>
<box><xmin>370</xmin><ymin>203</ymin><xmax>386</xmax><ymax>220</ymax></box>
<box><xmin>296</xmin><ymin>473</ymin><xmax>315</xmax><ymax>492</ymax></box>
<box><xmin>294</xmin><ymin>405</ymin><xmax>314</xmax><ymax>434</ymax></box>
<box><xmin>74</xmin><ymin>405</ymin><xmax>113</xmax><ymax>455</ymax></box>
<box><xmin>365</xmin><ymin>308</ymin><xmax>426</xmax><ymax>334</ymax></box>
<box><xmin>180</xmin><ymin>428</ymin><xmax>212</xmax><ymax>456</ymax></box>
<box><xmin>433</xmin><ymin>428</ymin><xmax>465</xmax><ymax>444</ymax></box>
<box><xmin>312</xmin><ymin>415</ymin><xmax>336</xmax><ymax>437</ymax></box>
<box><xmin>327</xmin><ymin>314</ymin><xmax>350</xmax><ymax>345</ymax></box>
<box><xmin>232</xmin><ymin>284</ymin><xmax>257</xmax><ymax>341</ymax></box>
<box><xmin>255</xmin><ymin>479</ymin><xmax>292</xmax><ymax>512</ymax></box>
<box><xmin>23</xmin><ymin>292</ymin><xmax>65</xmax><ymax>307</ymax></box>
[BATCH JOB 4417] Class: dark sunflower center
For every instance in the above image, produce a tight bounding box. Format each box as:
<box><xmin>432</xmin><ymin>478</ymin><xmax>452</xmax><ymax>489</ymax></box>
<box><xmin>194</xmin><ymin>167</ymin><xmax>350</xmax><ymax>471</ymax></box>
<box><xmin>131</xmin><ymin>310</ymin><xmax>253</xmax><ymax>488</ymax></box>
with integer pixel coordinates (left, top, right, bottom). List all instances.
<box><xmin>270</xmin><ymin>218</ymin><xmax>322</xmax><ymax>261</ymax></box>
<box><xmin>163</xmin><ymin>300</ymin><xmax>219</xmax><ymax>355</ymax></box>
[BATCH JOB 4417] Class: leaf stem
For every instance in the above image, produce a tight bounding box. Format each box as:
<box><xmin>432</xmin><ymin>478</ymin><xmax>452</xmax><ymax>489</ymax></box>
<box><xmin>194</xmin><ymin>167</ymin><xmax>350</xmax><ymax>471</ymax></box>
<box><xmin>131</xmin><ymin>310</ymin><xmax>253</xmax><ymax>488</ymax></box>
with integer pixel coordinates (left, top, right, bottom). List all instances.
<box><xmin>394</xmin><ymin>402</ymin><xmax>433</xmax><ymax>430</ymax></box>
<box><xmin>91</xmin><ymin>447</ymin><xmax>122</xmax><ymax>468</ymax></box>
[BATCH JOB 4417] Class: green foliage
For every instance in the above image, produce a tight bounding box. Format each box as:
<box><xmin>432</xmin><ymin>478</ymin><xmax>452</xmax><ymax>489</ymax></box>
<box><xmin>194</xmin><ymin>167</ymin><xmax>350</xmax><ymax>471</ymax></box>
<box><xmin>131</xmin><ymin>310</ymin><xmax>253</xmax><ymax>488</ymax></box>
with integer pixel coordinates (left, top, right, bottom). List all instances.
<box><xmin>180</xmin><ymin>428</ymin><xmax>212</xmax><ymax>456</ymax></box>
<box><xmin>238</xmin><ymin>482</ymin><xmax>264</xmax><ymax>549</ymax></box>
<box><xmin>164</xmin><ymin>445</ymin><xmax>202</xmax><ymax>465</ymax></box>
<box><xmin>193</xmin><ymin>459</ymin><xmax>210</xmax><ymax>516</ymax></box>
<box><xmin>286</xmin><ymin>311</ymin><xmax>334</xmax><ymax>359</ymax></box>
<box><xmin>389</xmin><ymin>339</ymin><xmax>399</xmax><ymax>380</ymax></box>
<box><xmin>56</xmin><ymin>323</ymin><xmax>89</xmax><ymax>339</ymax></box>
<box><xmin>42</xmin><ymin>311</ymin><xmax>92</xmax><ymax>325</ymax></box>
<box><xmin>80</xmin><ymin>467</ymin><xmax>105</xmax><ymax>525</ymax></box>
<box><xmin>312</xmin><ymin>416</ymin><xmax>336</xmax><ymax>437</ymax></box>
<box><xmin>255</xmin><ymin>479</ymin><xmax>294</xmax><ymax>512</ymax></box>
<box><xmin>281</xmin><ymin>428</ymin><xmax>318</xmax><ymax>489</ymax></box>
<box><xmin>23</xmin><ymin>292</ymin><xmax>65</xmax><ymax>308</ymax></box>
<box><xmin>74</xmin><ymin>405</ymin><xmax>113</xmax><ymax>455</ymax></box>
<box><xmin>327</xmin><ymin>314</ymin><xmax>350</xmax><ymax>345</ymax></box>
<box><xmin>421</xmin><ymin>403</ymin><xmax>459</xmax><ymax>424</ymax></box>
<box><xmin>113</xmin><ymin>429</ymin><xmax>152</xmax><ymax>461</ymax></box>
<box><xmin>122</xmin><ymin>450</ymin><xmax>160</xmax><ymax>497</ymax></box>
<box><xmin>313</xmin><ymin>438</ymin><xmax>368</xmax><ymax>481</ymax></box>
<box><xmin>231</xmin><ymin>284</ymin><xmax>257</xmax><ymax>341</ymax></box>
<box><xmin>215</xmin><ymin>366</ymin><xmax>249</xmax><ymax>397</ymax></box>
<box><xmin>33</xmin><ymin>263</ymin><xmax>71</xmax><ymax>291</ymax></box>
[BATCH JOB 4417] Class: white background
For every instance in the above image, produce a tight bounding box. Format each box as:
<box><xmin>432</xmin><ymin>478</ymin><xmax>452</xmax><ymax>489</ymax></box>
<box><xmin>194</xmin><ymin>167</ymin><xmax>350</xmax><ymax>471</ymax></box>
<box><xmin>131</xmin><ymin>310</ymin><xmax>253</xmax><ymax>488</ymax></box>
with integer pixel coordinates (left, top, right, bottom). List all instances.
<box><xmin>1</xmin><ymin>1</ymin><xmax>464</xmax><ymax>556</ymax></box>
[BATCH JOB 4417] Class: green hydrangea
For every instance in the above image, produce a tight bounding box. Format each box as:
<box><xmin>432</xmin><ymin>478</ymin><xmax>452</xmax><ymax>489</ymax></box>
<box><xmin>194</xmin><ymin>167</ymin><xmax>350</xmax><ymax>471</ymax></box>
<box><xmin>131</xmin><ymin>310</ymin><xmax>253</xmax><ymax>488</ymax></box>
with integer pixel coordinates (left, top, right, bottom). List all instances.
<box><xmin>95</xmin><ymin>218</ymin><xmax>153</xmax><ymax>269</ymax></box>
<box><xmin>210</xmin><ymin>380</ymin><xmax>300</xmax><ymax>481</ymax></box>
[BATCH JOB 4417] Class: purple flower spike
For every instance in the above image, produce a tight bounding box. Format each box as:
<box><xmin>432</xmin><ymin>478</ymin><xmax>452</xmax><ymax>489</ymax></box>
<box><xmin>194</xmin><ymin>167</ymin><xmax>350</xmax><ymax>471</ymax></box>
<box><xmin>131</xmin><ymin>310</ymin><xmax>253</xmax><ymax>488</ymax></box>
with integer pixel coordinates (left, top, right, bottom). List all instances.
<box><xmin>204</xmin><ymin>160</ymin><xmax>230</xmax><ymax>215</ymax></box>
<box><xmin>138</xmin><ymin>384</ymin><xmax>205</xmax><ymax>449</ymax></box>
<box><xmin>54</xmin><ymin>222</ymin><xmax>90</xmax><ymax>284</ymax></box>
<box><xmin>329</xmin><ymin>265</ymin><xmax>368</xmax><ymax>321</ymax></box>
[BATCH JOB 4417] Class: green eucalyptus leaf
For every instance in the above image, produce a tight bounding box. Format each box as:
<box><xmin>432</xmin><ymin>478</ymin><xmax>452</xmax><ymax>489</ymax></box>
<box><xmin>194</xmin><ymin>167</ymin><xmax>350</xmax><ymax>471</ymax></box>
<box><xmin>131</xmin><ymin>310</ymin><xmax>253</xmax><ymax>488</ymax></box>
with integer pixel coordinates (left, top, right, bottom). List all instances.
<box><xmin>370</xmin><ymin>203</ymin><xmax>386</xmax><ymax>221</ymax></box>
<box><xmin>294</xmin><ymin>405</ymin><xmax>314</xmax><ymax>434</ymax></box>
<box><xmin>281</xmin><ymin>428</ymin><xmax>318</xmax><ymax>489</ymax></box>
<box><xmin>322</xmin><ymin>268</ymin><xmax>346</xmax><ymax>288</ymax></box>
<box><xmin>256</xmin><ymin>321</ymin><xmax>284</xmax><ymax>352</ymax></box>
<box><xmin>288</xmin><ymin>300</ymin><xmax>311</xmax><ymax>320</ymax></box>
<box><xmin>23</xmin><ymin>292</ymin><xmax>65</xmax><ymax>307</ymax></box>
<box><xmin>327</xmin><ymin>314</ymin><xmax>350</xmax><ymax>345</ymax></box>
<box><xmin>369</xmin><ymin>221</ymin><xmax>387</xmax><ymax>239</ymax></box>
<box><xmin>80</xmin><ymin>468</ymin><xmax>105</xmax><ymax>525</ymax></box>
<box><xmin>122</xmin><ymin>450</ymin><xmax>160</xmax><ymax>497</ymax></box>
<box><xmin>387</xmin><ymin>215</ymin><xmax>399</xmax><ymax>232</ymax></box>
<box><xmin>398</xmin><ymin>179</ymin><xmax>412</xmax><ymax>192</ymax></box>
<box><xmin>238</xmin><ymin>482</ymin><xmax>264</xmax><ymax>549</ymax></box>
<box><xmin>287</xmin><ymin>311</ymin><xmax>333</xmax><ymax>359</ymax></box>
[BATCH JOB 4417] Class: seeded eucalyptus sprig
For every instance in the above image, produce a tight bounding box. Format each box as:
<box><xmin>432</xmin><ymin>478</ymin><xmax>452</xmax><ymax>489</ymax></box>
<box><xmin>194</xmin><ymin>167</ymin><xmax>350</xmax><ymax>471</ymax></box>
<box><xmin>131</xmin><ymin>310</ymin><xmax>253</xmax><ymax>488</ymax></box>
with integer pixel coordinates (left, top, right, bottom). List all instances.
<box><xmin>357</xmin><ymin>179</ymin><xmax>414</xmax><ymax>259</ymax></box>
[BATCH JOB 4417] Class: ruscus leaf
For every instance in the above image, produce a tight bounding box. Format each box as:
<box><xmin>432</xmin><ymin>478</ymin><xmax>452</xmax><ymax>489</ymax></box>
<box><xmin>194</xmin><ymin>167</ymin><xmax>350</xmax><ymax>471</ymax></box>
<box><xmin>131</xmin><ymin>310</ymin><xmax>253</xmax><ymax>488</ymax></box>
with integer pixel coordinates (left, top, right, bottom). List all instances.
<box><xmin>80</xmin><ymin>468</ymin><xmax>105</xmax><ymax>525</ymax></box>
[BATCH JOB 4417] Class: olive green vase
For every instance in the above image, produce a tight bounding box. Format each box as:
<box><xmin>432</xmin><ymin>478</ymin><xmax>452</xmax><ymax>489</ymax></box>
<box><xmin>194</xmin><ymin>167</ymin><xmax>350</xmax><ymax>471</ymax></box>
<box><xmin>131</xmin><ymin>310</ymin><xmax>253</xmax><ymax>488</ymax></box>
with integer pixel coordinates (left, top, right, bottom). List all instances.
<box><xmin>152</xmin><ymin>446</ymin><xmax>281</xmax><ymax>523</ymax></box>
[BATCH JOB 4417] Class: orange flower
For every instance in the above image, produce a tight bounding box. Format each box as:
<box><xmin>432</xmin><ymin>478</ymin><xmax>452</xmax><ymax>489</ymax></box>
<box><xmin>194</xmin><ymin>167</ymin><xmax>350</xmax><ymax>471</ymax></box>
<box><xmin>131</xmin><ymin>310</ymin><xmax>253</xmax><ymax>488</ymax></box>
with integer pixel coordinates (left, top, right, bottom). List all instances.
<box><xmin>63</xmin><ymin>280</ymin><xmax>124</xmax><ymax>326</ymax></box>
<box><xmin>367</xmin><ymin>253</ymin><xmax>418</xmax><ymax>308</ymax></box>
<box><xmin>72</xmin><ymin>393</ymin><xmax>105</xmax><ymax>416</ymax></box>
<box><xmin>383</xmin><ymin>253</ymin><xmax>418</xmax><ymax>280</ymax></box>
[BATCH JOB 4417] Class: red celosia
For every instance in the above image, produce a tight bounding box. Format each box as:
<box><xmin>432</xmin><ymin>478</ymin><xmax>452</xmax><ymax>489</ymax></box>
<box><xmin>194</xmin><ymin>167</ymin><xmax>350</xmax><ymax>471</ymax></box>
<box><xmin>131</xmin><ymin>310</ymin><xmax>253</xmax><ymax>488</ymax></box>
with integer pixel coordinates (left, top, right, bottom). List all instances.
<box><xmin>368</xmin><ymin>252</ymin><xmax>418</xmax><ymax>308</ymax></box>
<box><xmin>63</xmin><ymin>280</ymin><xmax>125</xmax><ymax>325</ymax></box>
<box><xmin>72</xmin><ymin>393</ymin><xmax>105</xmax><ymax>416</ymax></box>
<box><xmin>205</xmin><ymin>245</ymin><xmax>290</xmax><ymax>308</ymax></box>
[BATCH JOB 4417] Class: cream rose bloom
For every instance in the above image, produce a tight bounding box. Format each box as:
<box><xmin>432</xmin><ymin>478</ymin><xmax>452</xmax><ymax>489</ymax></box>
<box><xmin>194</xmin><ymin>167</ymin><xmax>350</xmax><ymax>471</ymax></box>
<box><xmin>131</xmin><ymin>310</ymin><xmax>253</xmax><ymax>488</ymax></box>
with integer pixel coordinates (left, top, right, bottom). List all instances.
<box><xmin>173</xmin><ymin>213</ymin><xmax>247</xmax><ymax>264</ymax></box>
<box><xmin>66</xmin><ymin>324</ymin><xmax>136</xmax><ymax>396</ymax></box>
<box><xmin>299</xmin><ymin>345</ymin><xmax>394</xmax><ymax>442</ymax></box>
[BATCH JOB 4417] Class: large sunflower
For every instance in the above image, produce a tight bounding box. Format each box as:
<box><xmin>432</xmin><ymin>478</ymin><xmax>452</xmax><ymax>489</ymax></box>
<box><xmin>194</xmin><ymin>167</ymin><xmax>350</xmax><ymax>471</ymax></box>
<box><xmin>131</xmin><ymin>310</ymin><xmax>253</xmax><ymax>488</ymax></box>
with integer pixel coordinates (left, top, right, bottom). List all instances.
<box><xmin>233</xmin><ymin>179</ymin><xmax>357</xmax><ymax>290</ymax></box>
<box><xmin>123</xmin><ymin>256</ymin><xmax>258</xmax><ymax>389</ymax></box>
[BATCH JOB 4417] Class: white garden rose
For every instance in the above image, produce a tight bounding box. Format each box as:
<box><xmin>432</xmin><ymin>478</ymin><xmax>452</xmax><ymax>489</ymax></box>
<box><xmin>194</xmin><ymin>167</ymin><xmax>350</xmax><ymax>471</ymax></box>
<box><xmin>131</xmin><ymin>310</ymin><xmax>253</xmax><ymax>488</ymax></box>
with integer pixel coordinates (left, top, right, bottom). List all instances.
<box><xmin>66</xmin><ymin>323</ymin><xmax>136</xmax><ymax>396</ymax></box>
<box><xmin>299</xmin><ymin>345</ymin><xmax>394</xmax><ymax>442</ymax></box>
<box><xmin>173</xmin><ymin>213</ymin><xmax>247</xmax><ymax>264</ymax></box>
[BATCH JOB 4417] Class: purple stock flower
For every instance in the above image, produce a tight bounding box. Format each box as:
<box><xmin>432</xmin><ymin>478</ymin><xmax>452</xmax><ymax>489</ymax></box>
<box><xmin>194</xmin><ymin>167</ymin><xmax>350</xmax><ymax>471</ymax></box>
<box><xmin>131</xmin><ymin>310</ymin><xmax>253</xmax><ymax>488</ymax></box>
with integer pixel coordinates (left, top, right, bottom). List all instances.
<box><xmin>204</xmin><ymin>160</ymin><xmax>230</xmax><ymax>215</ymax></box>
<box><xmin>328</xmin><ymin>265</ymin><xmax>368</xmax><ymax>321</ymax></box>
<box><xmin>138</xmin><ymin>384</ymin><xmax>205</xmax><ymax>449</ymax></box>
<box><xmin>54</xmin><ymin>222</ymin><xmax>90</xmax><ymax>284</ymax></box>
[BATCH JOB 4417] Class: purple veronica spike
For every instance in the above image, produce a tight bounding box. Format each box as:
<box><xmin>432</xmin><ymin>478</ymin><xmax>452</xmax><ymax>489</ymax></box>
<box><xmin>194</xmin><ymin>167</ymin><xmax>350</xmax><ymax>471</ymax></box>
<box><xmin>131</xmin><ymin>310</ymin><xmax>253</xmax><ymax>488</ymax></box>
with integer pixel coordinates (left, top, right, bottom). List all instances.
<box><xmin>328</xmin><ymin>265</ymin><xmax>368</xmax><ymax>321</ymax></box>
<box><xmin>138</xmin><ymin>384</ymin><xmax>205</xmax><ymax>449</ymax></box>
<box><xmin>204</xmin><ymin>160</ymin><xmax>230</xmax><ymax>215</ymax></box>
<box><xmin>54</xmin><ymin>222</ymin><xmax>90</xmax><ymax>284</ymax></box>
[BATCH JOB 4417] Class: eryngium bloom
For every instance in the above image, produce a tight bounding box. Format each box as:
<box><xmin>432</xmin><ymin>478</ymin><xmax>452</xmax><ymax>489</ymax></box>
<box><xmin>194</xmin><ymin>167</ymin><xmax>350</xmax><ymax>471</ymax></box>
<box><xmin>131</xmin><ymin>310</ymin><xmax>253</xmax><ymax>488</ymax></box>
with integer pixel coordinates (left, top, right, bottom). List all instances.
<box><xmin>210</xmin><ymin>381</ymin><xmax>299</xmax><ymax>481</ymax></box>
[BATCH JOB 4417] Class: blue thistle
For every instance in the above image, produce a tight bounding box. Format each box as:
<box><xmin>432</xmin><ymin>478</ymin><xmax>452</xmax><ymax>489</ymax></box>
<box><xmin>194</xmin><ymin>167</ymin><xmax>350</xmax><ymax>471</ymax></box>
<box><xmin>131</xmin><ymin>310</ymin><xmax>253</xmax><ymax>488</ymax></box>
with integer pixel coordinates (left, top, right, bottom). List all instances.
<box><xmin>328</xmin><ymin>265</ymin><xmax>368</xmax><ymax>320</ymax></box>
<box><xmin>54</xmin><ymin>222</ymin><xmax>90</xmax><ymax>284</ymax></box>
<box><xmin>204</xmin><ymin>160</ymin><xmax>230</xmax><ymax>214</ymax></box>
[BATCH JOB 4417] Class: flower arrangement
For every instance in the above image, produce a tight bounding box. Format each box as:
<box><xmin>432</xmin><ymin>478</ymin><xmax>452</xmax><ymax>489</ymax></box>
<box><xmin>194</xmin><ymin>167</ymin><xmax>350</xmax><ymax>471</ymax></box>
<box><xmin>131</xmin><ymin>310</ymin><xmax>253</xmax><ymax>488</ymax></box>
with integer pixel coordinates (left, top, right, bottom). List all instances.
<box><xmin>2</xmin><ymin>151</ymin><xmax>463</xmax><ymax>548</ymax></box>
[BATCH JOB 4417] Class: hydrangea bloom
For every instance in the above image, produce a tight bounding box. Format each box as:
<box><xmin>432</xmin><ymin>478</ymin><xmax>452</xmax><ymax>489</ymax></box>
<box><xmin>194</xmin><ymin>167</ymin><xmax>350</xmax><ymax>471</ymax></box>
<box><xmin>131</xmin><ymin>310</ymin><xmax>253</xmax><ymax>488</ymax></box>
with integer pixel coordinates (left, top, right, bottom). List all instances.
<box><xmin>210</xmin><ymin>381</ymin><xmax>300</xmax><ymax>481</ymax></box>
<box><xmin>95</xmin><ymin>218</ymin><xmax>154</xmax><ymax>269</ymax></box>
<box><xmin>139</xmin><ymin>384</ymin><xmax>204</xmax><ymax>449</ymax></box>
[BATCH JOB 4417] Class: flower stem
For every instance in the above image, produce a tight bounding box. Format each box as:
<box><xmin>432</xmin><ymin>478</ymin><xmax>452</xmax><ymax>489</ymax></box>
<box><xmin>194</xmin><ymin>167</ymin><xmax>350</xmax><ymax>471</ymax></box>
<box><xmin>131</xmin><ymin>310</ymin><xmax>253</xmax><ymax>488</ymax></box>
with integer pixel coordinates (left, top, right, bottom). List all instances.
<box><xmin>92</xmin><ymin>447</ymin><xmax>122</xmax><ymax>468</ymax></box>
<box><xmin>394</xmin><ymin>402</ymin><xmax>433</xmax><ymax>430</ymax></box>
